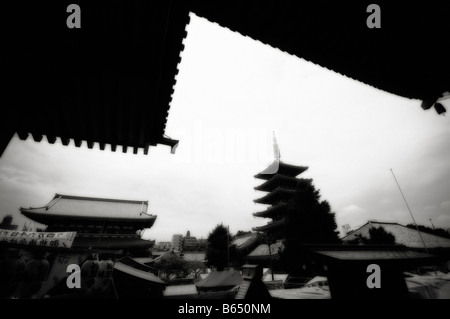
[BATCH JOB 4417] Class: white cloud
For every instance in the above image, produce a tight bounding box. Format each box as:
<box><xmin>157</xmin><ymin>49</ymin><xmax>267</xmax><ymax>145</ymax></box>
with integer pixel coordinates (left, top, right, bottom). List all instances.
<box><xmin>441</xmin><ymin>201</ymin><xmax>450</xmax><ymax>210</ymax></box>
<box><xmin>336</xmin><ymin>205</ymin><xmax>370</xmax><ymax>228</ymax></box>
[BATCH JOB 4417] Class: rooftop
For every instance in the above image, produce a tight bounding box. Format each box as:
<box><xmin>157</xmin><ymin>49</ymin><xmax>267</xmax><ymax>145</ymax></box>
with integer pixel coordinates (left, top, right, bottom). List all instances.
<box><xmin>253</xmin><ymin>202</ymin><xmax>289</xmax><ymax>218</ymax></box>
<box><xmin>254</xmin><ymin>188</ymin><xmax>296</xmax><ymax>205</ymax></box>
<box><xmin>254</xmin><ymin>174</ymin><xmax>303</xmax><ymax>192</ymax></box>
<box><xmin>5</xmin><ymin>3</ymin><xmax>449</xmax><ymax>157</ymax></box>
<box><xmin>247</xmin><ymin>240</ymin><xmax>284</xmax><ymax>259</ymax></box>
<box><xmin>5</xmin><ymin>2</ymin><xmax>188</xmax><ymax>157</ymax></box>
<box><xmin>163</xmin><ymin>284</ymin><xmax>198</xmax><ymax>298</ymax></box>
<box><xmin>195</xmin><ymin>271</ymin><xmax>243</xmax><ymax>290</ymax></box>
<box><xmin>315</xmin><ymin>249</ymin><xmax>434</xmax><ymax>261</ymax></box>
<box><xmin>252</xmin><ymin>219</ymin><xmax>285</xmax><ymax>232</ymax></box>
<box><xmin>254</xmin><ymin>162</ymin><xmax>308</xmax><ymax>180</ymax></box>
<box><xmin>182</xmin><ymin>252</ymin><xmax>206</xmax><ymax>262</ymax></box>
<box><xmin>20</xmin><ymin>194</ymin><xmax>156</xmax><ymax>222</ymax></box>
<box><xmin>231</xmin><ymin>233</ymin><xmax>260</xmax><ymax>251</ymax></box>
<box><xmin>114</xmin><ymin>260</ymin><xmax>165</xmax><ymax>286</ymax></box>
<box><xmin>342</xmin><ymin>221</ymin><xmax>450</xmax><ymax>249</ymax></box>
<box><xmin>190</xmin><ymin>2</ymin><xmax>449</xmax><ymax>102</ymax></box>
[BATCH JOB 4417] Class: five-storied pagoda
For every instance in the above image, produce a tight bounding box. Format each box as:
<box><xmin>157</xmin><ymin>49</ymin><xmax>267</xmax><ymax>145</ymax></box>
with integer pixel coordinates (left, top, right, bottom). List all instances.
<box><xmin>252</xmin><ymin>134</ymin><xmax>308</xmax><ymax>240</ymax></box>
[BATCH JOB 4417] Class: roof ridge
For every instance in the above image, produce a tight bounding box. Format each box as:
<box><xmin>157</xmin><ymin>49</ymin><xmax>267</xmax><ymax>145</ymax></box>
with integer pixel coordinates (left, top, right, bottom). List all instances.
<box><xmin>367</xmin><ymin>220</ymin><xmax>401</xmax><ymax>226</ymax></box>
<box><xmin>233</xmin><ymin>233</ymin><xmax>256</xmax><ymax>240</ymax></box>
<box><xmin>54</xmin><ymin>193</ymin><xmax>149</xmax><ymax>204</ymax></box>
<box><xmin>342</xmin><ymin>220</ymin><xmax>450</xmax><ymax>245</ymax></box>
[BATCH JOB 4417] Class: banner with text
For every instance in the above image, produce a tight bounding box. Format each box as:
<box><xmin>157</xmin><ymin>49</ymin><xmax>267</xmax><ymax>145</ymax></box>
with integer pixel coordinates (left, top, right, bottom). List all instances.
<box><xmin>0</xmin><ymin>229</ymin><xmax>76</xmax><ymax>248</ymax></box>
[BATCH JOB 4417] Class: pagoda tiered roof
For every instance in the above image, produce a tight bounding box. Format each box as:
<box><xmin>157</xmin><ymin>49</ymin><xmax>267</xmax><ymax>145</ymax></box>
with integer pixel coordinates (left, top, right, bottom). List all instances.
<box><xmin>254</xmin><ymin>174</ymin><xmax>304</xmax><ymax>192</ymax></box>
<box><xmin>254</xmin><ymin>161</ymin><xmax>308</xmax><ymax>180</ymax></box>
<box><xmin>252</xmin><ymin>218</ymin><xmax>285</xmax><ymax>232</ymax></box>
<box><xmin>253</xmin><ymin>187</ymin><xmax>296</xmax><ymax>205</ymax></box>
<box><xmin>253</xmin><ymin>202</ymin><xmax>289</xmax><ymax>219</ymax></box>
<box><xmin>20</xmin><ymin>194</ymin><xmax>156</xmax><ymax>227</ymax></box>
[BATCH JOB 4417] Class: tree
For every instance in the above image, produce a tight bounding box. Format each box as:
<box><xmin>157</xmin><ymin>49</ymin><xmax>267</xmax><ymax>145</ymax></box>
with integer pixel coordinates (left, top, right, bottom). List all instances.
<box><xmin>406</xmin><ymin>224</ymin><xmax>450</xmax><ymax>239</ymax></box>
<box><xmin>197</xmin><ymin>239</ymin><xmax>207</xmax><ymax>251</ymax></box>
<box><xmin>186</xmin><ymin>261</ymin><xmax>207</xmax><ymax>281</ymax></box>
<box><xmin>361</xmin><ymin>227</ymin><xmax>396</xmax><ymax>245</ymax></box>
<box><xmin>284</xmin><ymin>179</ymin><xmax>341</xmax><ymax>243</ymax></box>
<box><xmin>153</xmin><ymin>252</ymin><xmax>189</xmax><ymax>281</ymax></box>
<box><xmin>260</xmin><ymin>232</ymin><xmax>277</xmax><ymax>281</ymax></box>
<box><xmin>205</xmin><ymin>224</ymin><xmax>236</xmax><ymax>271</ymax></box>
<box><xmin>280</xmin><ymin>179</ymin><xmax>341</xmax><ymax>274</ymax></box>
<box><xmin>366</xmin><ymin>226</ymin><xmax>396</xmax><ymax>245</ymax></box>
<box><xmin>0</xmin><ymin>215</ymin><xmax>17</xmax><ymax>230</ymax></box>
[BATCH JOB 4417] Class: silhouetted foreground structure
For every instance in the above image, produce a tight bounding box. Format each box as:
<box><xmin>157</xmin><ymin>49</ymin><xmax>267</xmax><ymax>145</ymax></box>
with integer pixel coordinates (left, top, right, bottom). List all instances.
<box><xmin>112</xmin><ymin>257</ymin><xmax>166</xmax><ymax>299</ymax></box>
<box><xmin>235</xmin><ymin>264</ymin><xmax>272</xmax><ymax>299</ymax></box>
<box><xmin>196</xmin><ymin>270</ymin><xmax>242</xmax><ymax>293</ymax></box>
<box><xmin>309</xmin><ymin>245</ymin><xmax>437</xmax><ymax>299</ymax></box>
<box><xmin>4</xmin><ymin>2</ymin><xmax>449</xmax><ymax>157</ymax></box>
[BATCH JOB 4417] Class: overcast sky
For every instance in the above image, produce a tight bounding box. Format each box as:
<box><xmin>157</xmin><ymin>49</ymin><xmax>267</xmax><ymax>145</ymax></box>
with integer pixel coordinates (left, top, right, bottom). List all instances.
<box><xmin>1</xmin><ymin>14</ymin><xmax>449</xmax><ymax>242</ymax></box>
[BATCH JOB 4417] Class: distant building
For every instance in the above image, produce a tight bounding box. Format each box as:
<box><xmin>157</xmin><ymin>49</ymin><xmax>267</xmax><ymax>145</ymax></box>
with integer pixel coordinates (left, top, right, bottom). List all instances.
<box><xmin>197</xmin><ymin>238</ymin><xmax>207</xmax><ymax>250</ymax></box>
<box><xmin>341</xmin><ymin>224</ymin><xmax>351</xmax><ymax>236</ymax></box>
<box><xmin>247</xmin><ymin>241</ymin><xmax>285</xmax><ymax>265</ymax></box>
<box><xmin>342</xmin><ymin>220</ymin><xmax>450</xmax><ymax>251</ymax></box>
<box><xmin>182</xmin><ymin>251</ymin><xmax>206</xmax><ymax>263</ymax></box>
<box><xmin>19</xmin><ymin>193</ymin><xmax>157</xmax><ymax>256</ymax></box>
<box><xmin>183</xmin><ymin>231</ymin><xmax>199</xmax><ymax>251</ymax></box>
<box><xmin>172</xmin><ymin>234</ymin><xmax>183</xmax><ymax>252</ymax></box>
<box><xmin>231</xmin><ymin>233</ymin><xmax>259</xmax><ymax>252</ymax></box>
<box><xmin>230</xmin><ymin>233</ymin><xmax>261</xmax><ymax>266</ymax></box>
<box><xmin>156</xmin><ymin>241</ymin><xmax>172</xmax><ymax>251</ymax></box>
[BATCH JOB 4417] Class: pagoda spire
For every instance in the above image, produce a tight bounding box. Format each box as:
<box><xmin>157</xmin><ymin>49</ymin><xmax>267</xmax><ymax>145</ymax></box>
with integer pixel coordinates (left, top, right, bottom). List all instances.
<box><xmin>260</xmin><ymin>132</ymin><xmax>280</xmax><ymax>175</ymax></box>
<box><xmin>273</xmin><ymin>131</ymin><xmax>280</xmax><ymax>161</ymax></box>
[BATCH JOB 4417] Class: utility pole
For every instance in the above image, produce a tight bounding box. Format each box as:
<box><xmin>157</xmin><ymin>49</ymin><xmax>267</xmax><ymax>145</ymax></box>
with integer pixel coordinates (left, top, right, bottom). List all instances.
<box><xmin>227</xmin><ymin>225</ymin><xmax>230</xmax><ymax>270</ymax></box>
<box><xmin>263</xmin><ymin>233</ymin><xmax>275</xmax><ymax>281</ymax></box>
<box><xmin>268</xmin><ymin>244</ymin><xmax>274</xmax><ymax>281</ymax></box>
<box><xmin>430</xmin><ymin>219</ymin><xmax>436</xmax><ymax>230</ymax></box>
<box><xmin>390</xmin><ymin>169</ymin><xmax>428</xmax><ymax>254</ymax></box>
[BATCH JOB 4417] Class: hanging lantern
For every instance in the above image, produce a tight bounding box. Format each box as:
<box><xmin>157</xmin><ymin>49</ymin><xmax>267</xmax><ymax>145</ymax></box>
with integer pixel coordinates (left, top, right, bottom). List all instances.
<box><xmin>0</xmin><ymin>255</ymin><xmax>13</xmax><ymax>298</ymax></box>
<box><xmin>421</xmin><ymin>99</ymin><xmax>435</xmax><ymax>110</ymax></box>
<box><xmin>93</xmin><ymin>259</ymin><xmax>114</xmax><ymax>292</ymax></box>
<box><xmin>434</xmin><ymin>102</ymin><xmax>446</xmax><ymax>115</ymax></box>
<box><xmin>11</xmin><ymin>257</ymin><xmax>26</xmax><ymax>296</ymax></box>
<box><xmin>80</xmin><ymin>257</ymin><xmax>100</xmax><ymax>292</ymax></box>
<box><xmin>0</xmin><ymin>253</ymin><xmax>25</xmax><ymax>298</ymax></box>
<box><xmin>18</xmin><ymin>255</ymin><xmax>50</xmax><ymax>298</ymax></box>
<box><xmin>98</xmin><ymin>259</ymin><xmax>114</xmax><ymax>278</ymax></box>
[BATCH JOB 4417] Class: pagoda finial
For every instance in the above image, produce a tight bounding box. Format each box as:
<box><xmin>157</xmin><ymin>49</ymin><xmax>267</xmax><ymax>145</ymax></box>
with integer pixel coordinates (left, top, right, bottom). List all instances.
<box><xmin>259</xmin><ymin>132</ymin><xmax>280</xmax><ymax>175</ymax></box>
<box><xmin>273</xmin><ymin>131</ymin><xmax>280</xmax><ymax>161</ymax></box>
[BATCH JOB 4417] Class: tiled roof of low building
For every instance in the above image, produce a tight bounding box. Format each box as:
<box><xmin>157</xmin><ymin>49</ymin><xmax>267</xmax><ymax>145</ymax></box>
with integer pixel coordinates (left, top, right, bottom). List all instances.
<box><xmin>342</xmin><ymin>221</ymin><xmax>450</xmax><ymax>249</ymax></box>
<box><xmin>20</xmin><ymin>194</ymin><xmax>155</xmax><ymax>221</ymax></box>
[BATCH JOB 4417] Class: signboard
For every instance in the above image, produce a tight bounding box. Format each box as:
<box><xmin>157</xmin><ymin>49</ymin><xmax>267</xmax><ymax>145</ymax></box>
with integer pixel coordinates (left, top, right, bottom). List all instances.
<box><xmin>0</xmin><ymin>229</ymin><xmax>77</xmax><ymax>248</ymax></box>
